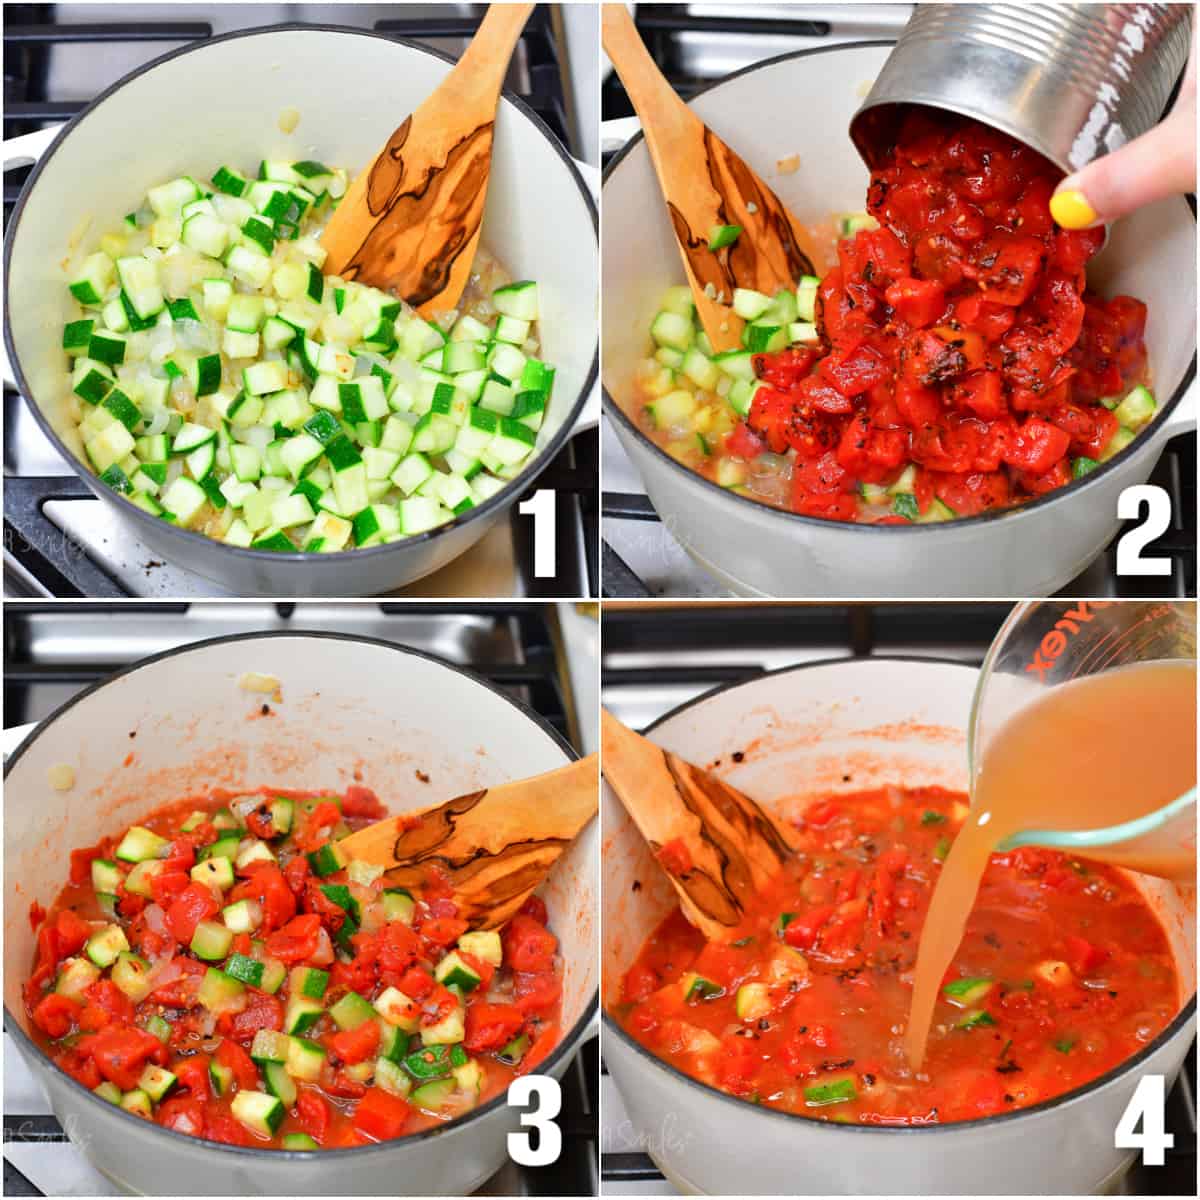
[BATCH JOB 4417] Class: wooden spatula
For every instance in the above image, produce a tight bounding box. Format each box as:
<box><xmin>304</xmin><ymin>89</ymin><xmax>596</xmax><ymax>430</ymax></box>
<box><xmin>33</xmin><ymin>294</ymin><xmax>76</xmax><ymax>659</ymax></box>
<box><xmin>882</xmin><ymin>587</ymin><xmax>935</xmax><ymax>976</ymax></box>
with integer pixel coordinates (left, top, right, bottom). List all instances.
<box><xmin>601</xmin><ymin>709</ymin><xmax>793</xmax><ymax>941</ymax></box>
<box><xmin>338</xmin><ymin>753</ymin><xmax>598</xmax><ymax>930</ymax></box>
<box><xmin>601</xmin><ymin>4</ymin><xmax>820</xmax><ymax>352</ymax></box>
<box><xmin>320</xmin><ymin>2</ymin><xmax>534</xmax><ymax>317</ymax></box>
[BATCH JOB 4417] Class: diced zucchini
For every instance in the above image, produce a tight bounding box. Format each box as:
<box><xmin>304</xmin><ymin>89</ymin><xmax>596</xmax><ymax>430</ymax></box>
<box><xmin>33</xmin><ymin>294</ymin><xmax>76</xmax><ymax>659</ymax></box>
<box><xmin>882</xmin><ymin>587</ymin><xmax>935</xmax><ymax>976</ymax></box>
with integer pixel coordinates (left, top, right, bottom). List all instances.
<box><xmin>85</xmin><ymin>924</ymin><xmax>130</xmax><ymax>968</ymax></box>
<box><xmin>115</xmin><ymin>825</ymin><xmax>168</xmax><ymax>864</ymax></box>
<box><xmin>231</xmin><ymin>1090</ymin><xmax>285</xmax><ymax>1136</ymax></box>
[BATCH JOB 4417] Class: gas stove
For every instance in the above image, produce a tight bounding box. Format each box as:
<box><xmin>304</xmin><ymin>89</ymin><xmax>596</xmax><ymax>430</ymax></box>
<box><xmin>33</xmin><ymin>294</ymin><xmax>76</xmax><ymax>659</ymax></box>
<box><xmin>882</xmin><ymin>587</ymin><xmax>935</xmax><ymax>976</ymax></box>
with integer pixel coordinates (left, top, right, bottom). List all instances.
<box><xmin>2</xmin><ymin>600</ymin><xmax>600</xmax><ymax>1196</ymax></box>
<box><xmin>3</xmin><ymin>4</ymin><xmax>599</xmax><ymax>598</ymax></box>
<box><xmin>598</xmin><ymin>601</ymin><xmax>1197</xmax><ymax>1195</ymax></box>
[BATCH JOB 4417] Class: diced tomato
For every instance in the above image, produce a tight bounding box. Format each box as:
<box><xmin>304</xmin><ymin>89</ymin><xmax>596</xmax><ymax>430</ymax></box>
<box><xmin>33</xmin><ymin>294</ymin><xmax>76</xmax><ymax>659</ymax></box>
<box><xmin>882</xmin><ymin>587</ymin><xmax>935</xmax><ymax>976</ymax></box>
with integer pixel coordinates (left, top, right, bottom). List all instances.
<box><xmin>78</xmin><ymin>1025</ymin><xmax>165</xmax><ymax>1090</ymax></box>
<box><xmin>148</xmin><ymin>955</ymin><xmax>207</xmax><ymax>1007</ymax></box>
<box><xmin>419</xmin><ymin>915</ymin><xmax>469</xmax><ymax>948</ymax></box>
<box><xmin>518</xmin><ymin>1023</ymin><xmax>560</xmax><ymax>1075</ymax></box>
<box><xmin>264</xmin><ymin>912</ymin><xmax>323</xmax><ymax>964</ymax></box>
<box><xmin>32</xmin><ymin>993</ymin><xmax>80</xmax><ymax>1038</ymax></box>
<box><xmin>215</xmin><ymin>1038</ymin><xmax>259</xmax><ymax>1091</ymax></box>
<box><xmin>341</xmin><ymin>785</ymin><xmax>386</xmax><ymax>819</ymax></box>
<box><xmin>1064</xmin><ymin>934</ymin><xmax>1109</xmax><ymax>976</ymax></box>
<box><xmin>228</xmin><ymin>863</ymin><xmax>296</xmax><ymax>933</ymax></box>
<box><xmin>725</xmin><ymin>420</ymin><xmax>767</xmax><ymax>460</ymax></box>
<box><xmin>1001</xmin><ymin>418</ymin><xmax>1071</xmax><ymax>476</ymax></box>
<box><xmin>464</xmin><ymin>1002</ymin><xmax>525</xmax><ymax>1053</ymax></box>
<box><xmin>156</xmin><ymin>1096</ymin><xmax>205</xmax><ymax>1137</ymax></box>
<box><xmin>327</xmin><ymin>1018</ymin><xmax>381</xmax><ymax>1065</ymax></box>
<box><xmin>297</xmin><ymin>1089</ymin><xmax>331</xmax><ymax>1143</ymax></box>
<box><xmin>165</xmin><ymin>883</ymin><xmax>220</xmax><ymax>944</ymax></box>
<box><xmin>69</xmin><ymin>844</ymin><xmax>107</xmax><ymax>886</ymax></box>
<box><xmin>53</xmin><ymin>910</ymin><xmax>92</xmax><ymax>958</ymax></box>
<box><xmin>885</xmin><ymin>277</ymin><xmax>947</xmax><ymax>328</ymax></box>
<box><xmin>518</xmin><ymin>894</ymin><xmax>549</xmax><ymax>926</ymax></box>
<box><xmin>399</xmin><ymin>966</ymin><xmax>436</xmax><ymax>1001</ymax></box>
<box><xmin>82</xmin><ymin>979</ymin><xmax>135</xmax><ymax>1024</ymax></box>
<box><xmin>353</xmin><ymin>1087</ymin><xmax>411</xmax><ymax>1142</ymax></box>
<box><xmin>216</xmin><ymin>989</ymin><xmax>283</xmax><ymax>1044</ymax></box>
<box><xmin>174</xmin><ymin>1055</ymin><xmax>210</xmax><ymax>1100</ymax></box>
<box><xmin>783</xmin><ymin>905</ymin><xmax>835</xmax><ymax>950</ymax></box>
<box><xmin>149</xmin><ymin>869</ymin><xmax>191</xmax><ymax>906</ymax></box>
<box><xmin>504</xmin><ymin>915</ymin><xmax>558</xmax><ymax>973</ymax></box>
<box><xmin>513</xmin><ymin>971</ymin><xmax>562</xmax><ymax>1017</ymax></box>
<box><xmin>204</xmin><ymin>1113</ymin><xmax>251</xmax><ymax>1146</ymax></box>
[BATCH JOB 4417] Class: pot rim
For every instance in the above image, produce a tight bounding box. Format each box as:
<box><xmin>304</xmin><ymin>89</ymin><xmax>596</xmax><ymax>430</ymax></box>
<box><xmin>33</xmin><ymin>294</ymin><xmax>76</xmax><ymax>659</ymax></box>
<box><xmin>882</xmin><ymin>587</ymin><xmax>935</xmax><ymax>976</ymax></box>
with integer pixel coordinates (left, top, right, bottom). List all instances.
<box><xmin>4</xmin><ymin>628</ymin><xmax>599</xmax><ymax>1161</ymax></box>
<box><xmin>602</xmin><ymin>653</ymin><xmax>1198</xmax><ymax>1136</ymax></box>
<box><xmin>600</xmin><ymin>38</ymin><xmax>1197</xmax><ymax>539</ymax></box>
<box><xmin>3</xmin><ymin>23</ymin><xmax>599</xmax><ymax>571</ymax></box>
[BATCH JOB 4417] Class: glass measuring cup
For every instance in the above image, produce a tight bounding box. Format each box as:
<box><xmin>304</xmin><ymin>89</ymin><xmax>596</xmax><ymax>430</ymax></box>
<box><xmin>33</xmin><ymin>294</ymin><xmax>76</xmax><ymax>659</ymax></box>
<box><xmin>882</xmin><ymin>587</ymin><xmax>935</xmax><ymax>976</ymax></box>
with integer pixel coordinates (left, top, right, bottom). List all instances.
<box><xmin>968</xmin><ymin>600</ymin><xmax>1197</xmax><ymax>880</ymax></box>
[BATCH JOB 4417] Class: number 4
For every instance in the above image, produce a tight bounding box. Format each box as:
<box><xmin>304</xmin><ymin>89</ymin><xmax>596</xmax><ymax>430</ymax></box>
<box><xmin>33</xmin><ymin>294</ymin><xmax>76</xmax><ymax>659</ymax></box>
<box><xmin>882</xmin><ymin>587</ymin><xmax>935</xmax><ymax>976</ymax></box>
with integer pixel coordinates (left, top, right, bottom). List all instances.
<box><xmin>1114</xmin><ymin>1074</ymin><xmax>1173</xmax><ymax>1166</ymax></box>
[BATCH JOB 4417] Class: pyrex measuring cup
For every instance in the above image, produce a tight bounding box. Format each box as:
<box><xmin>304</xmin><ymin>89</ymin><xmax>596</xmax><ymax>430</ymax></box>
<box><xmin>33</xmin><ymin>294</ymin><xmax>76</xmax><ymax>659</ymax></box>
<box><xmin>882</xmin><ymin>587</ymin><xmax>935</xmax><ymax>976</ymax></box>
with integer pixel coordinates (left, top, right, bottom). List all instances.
<box><xmin>969</xmin><ymin>600</ymin><xmax>1197</xmax><ymax>879</ymax></box>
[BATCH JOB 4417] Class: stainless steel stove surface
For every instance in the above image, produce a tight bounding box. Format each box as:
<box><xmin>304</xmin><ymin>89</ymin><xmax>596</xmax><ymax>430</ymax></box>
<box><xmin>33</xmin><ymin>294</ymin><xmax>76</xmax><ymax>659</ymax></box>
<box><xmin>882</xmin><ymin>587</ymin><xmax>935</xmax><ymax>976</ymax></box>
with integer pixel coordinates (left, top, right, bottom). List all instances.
<box><xmin>3</xmin><ymin>4</ymin><xmax>599</xmax><ymax>599</ymax></box>
<box><xmin>598</xmin><ymin>602</ymin><xmax>1197</xmax><ymax>1196</ymax></box>
<box><xmin>599</xmin><ymin>3</ymin><xmax>1197</xmax><ymax>601</ymax></box>
<box><xmin>3</xmin><ymin>601</ymin><xmax>599</xmax><ymax>1197</ymax></box>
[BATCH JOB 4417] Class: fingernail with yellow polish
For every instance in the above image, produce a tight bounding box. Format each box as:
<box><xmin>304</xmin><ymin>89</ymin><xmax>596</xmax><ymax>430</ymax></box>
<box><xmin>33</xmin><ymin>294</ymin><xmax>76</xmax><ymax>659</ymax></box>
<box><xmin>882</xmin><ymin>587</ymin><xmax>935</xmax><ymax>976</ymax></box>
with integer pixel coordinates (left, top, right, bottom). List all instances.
<box><xmin>1049</xmin><ymin>188</ymin><xmax>1098</xmax><ymax>230</ymax></box>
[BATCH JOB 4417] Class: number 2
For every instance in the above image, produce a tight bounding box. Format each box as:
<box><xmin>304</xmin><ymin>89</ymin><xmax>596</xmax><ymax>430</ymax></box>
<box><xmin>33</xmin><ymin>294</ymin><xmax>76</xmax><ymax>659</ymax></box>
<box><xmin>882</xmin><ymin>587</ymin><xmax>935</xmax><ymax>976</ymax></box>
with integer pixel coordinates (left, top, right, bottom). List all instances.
<box><xmin>1116</xmin><ymin>485</ymin><xmax>1172</xmax><ymax>577</ymax></box>
<box><xmin>1114</xmin><ymin>1074</ymin><xmax>1173</xmax><ymax>1166</ymax></box>
<box><xmin>507</xmin><ymin>1075</ymin><xmax>562</xmax><ymax>1166</ymax></box>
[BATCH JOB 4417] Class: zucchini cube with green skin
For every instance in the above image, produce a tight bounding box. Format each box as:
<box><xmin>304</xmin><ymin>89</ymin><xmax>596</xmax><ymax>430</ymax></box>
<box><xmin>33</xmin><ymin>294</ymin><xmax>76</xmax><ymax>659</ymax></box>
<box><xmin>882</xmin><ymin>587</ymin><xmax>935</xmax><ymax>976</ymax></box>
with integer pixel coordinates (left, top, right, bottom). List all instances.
<box><xmin>116</xmin><ymin>825</ymin><xmax>169</xmax><ymax>864</ymax></box>
<box><xmin>250</xmin><ymin>1029</ymin><xmax>291</xmax><ymax>1065</ymax></box>
<box><xmin>498</xmin><ymin>1033</ymin><xmax>529</xmax><ymax>1066</ymax></box>
<box><xmin>111</xmin><ymin>952</ymin><xmax>154</xmax><ymax>1002</ymax></box>
<box><xmin>74</xmin><ymin>362</ymin><xmax>116</xmax><ymax>406</ymax></box>
<box><xmin>160</xmin><ymin>478</ymin><xmax>209</xmax><ymax>528</ymax></box>
<box><xmin>90</xmin><ymin>858</ymin><xmax>121</xmax><ymax>895</ymax></box>
<box><xmin>264</xmin><ymin>1060</ymin><xmax>297</xmax><ymax>1105</ymax></box>
<box><xmin>138</xmin><ymin>1065</ymin><xmax>177</xmax><ymax>1103</ymax></box>
<box><xmin>382</xmin><ymin>888</ymin><xmax>415</xmax><ymax>924</ymax></box>
<box><xmin>492</xmin><ymin>280</ymin><xmax>539</xmax><ymax>321</ymax></box>
<box><xmin>942</xmin><ymin>977</ymin><xmax>994</xmax><ymax>1008</ymax></box>
<box><xmin>456</xmin><ymin>929</ymin><xmax>501</xmax><ymax>968</ymax></box>
<box><xmin>123</xmin><ymin>860</ymin><xmax>164</xmax><ymax>898</ymax></box>
<box><xmin>339</xmin><ymin>377</ymin><xmax>389</xmax><ymax>423</ymax></box>
<box><xmin>224</xmin><ymin>952</ymin><xmax>267</xmax><ymax>988</ymax></box>
<box><xmin>411</xmin><ymin>1078</ymin><xmax>456</xmax><ymax>1113</ymax></box>
<box><xmin>735</xmin><ymin>982</ymin><xmax>773</xmax><ymax>1022</ymax></box>
<box><xmin>198</xmin><ymin>967</ymin><xmax>245</xmax><ymax>1012</ymax></box>
<box><xmin>69</xmin><ymin>253</ymin><xmax>116</xmax><ymax>306</ymax></box>
<box><xmin>231</xmin><ymin>1090</ymin><xmax>286</xmax><ymax>1137</ymax></box>
<box><xmin>63</xmin><ymin>319</ymin><xmax>95</xmax><ymax>355</ymax></box>
<box><xmin>329</xmin><ymin>990</ymin><xmax>376</xmax><ymax>1031</ymax></box>
<box><xmin>374</xmin><ymin>986</ymin><xmax>421</xmax><ymax>1032</ymax></box>
<box><xmin>420</xmin><ymin>1004</ymin><xmax>466</xmax><ymax>1046</ymax></box>
<box><xmin>285</xmin><ymin>995</ymin><xmax>325</xmax><ymax>1036</ymax></box>
<box><xmin>94</xmin><ymin>1081</ymin><xmax>122</xmax><ymax>1105</ymax></box>
<box><xmin>236</xmin><ymin>839</ymin><xmax>276</xmax><ymax>870</ymax></box>
<box><xmin>121</xmin><ymin>1089</ymin><xmax>153</xmax><ymax>1118</ymax></box>
<box><xmin>88</xmin><ymin>331</ymin><xmax>127</xmax><ymax>367</ymax></box>
<box><xmin>287</xmin><ymin>1036</ymin><xmax>327</xmax><ymax>1082</ymax></box>
<box><xmin>282</xmin><ymin>1132</ymin><xmax>319</xmax><ymax>1151</ymax></box>
<box><xmin>434</xmin><ymin>951</ymin><xmax>482</xmax><ymax>992</ymax></box>
<box><xmin>190</xmin><ymin>856</ymin><xmax>234</xmax><ymax>891</ymax></box>
<box><xmin>306</xmin><ymin>840</ymin><xmax>347</xmax><ymax>877</ymax></box>
<box><xmin>190</xmin><ymin>354</ymin><xmax>223</xmax><ymax>396</ymax></box>
<box><xmin>191</xmin><ymin>919</ymin><xmax>234</xmax><ymax>962</ymax></box>
<box><xmin>56</xmin><ymin>956</ymin><xmax>102</xmax><ymax>1000</ymax></box>
<box><xmin>209</xmin><ymin>1060</ymin><xmax>235</xmax><ymax>1096</ymax></box>
<box><xmin>85</xmin><ymin>924</ymin><xmax>130</xmax><ymax>969</ymax></box>
<box><xmin>1113</xmin><ymin>385</ymin><xmax>1156</xmax><ymax>432</ymax></box>
<box><xmin>375</xmin><ymin>1057</ymin><xmax>413</xmax><ymax>1097</ymax></box>
<box><xmin>116</xmin><ymin>256</ymin><xmax>164</xmax><ymax>319</ymax></box>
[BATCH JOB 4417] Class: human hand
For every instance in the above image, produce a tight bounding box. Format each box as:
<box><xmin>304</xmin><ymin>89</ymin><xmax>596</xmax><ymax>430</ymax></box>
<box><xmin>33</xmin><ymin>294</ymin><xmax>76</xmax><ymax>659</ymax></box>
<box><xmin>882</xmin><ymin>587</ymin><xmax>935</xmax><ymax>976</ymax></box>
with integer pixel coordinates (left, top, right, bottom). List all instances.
<box><xmin>1051</xmin><ymin>27</ymin><xmax>1197</xmax><ymax>229</ymax></box>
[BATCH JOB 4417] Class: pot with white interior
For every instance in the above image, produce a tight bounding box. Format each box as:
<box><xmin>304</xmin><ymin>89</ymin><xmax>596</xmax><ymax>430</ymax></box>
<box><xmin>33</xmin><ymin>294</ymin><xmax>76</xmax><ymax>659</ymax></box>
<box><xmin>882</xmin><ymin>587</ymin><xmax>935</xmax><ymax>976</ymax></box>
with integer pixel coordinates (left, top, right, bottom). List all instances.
<box><xmin>601</xmin><ymin>42</ymin><xmax>1196</xmax><ymax>598</ymax></box>
<box><xmin>601</xmin><ymin>657</ymin><xmax>1196</xmax><ymax>1193</ymax></box>
<box><xmin>3</xmin><ymin>26</ymin><xmax>598</xmax><ymax>596</ymax></box>
<box><xmin>4</xmin><ymin>631</ymin><xmax>598</xmax><ymax>1195</ymax></box>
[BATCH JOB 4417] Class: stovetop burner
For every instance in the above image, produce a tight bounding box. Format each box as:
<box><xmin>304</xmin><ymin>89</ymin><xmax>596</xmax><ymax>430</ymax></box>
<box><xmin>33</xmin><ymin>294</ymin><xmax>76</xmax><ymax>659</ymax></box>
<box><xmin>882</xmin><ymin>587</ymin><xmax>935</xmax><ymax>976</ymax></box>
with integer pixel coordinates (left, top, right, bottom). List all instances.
<box><xmin>3</xmin><ymin>4</ymin><xmax>597</xmax><ymax>598</ymax></box>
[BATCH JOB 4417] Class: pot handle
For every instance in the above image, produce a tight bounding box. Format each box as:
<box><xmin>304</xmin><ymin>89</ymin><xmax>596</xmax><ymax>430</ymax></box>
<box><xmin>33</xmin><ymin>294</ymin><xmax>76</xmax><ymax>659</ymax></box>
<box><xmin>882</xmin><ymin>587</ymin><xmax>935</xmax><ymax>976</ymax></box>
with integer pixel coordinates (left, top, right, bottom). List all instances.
<box><xmin>601</xmin><ymin>115</ymin><xmax>643</xmax><ymax>158</ymax></box>
<box><xmin>2</xmin><ymin>124</ymin><xmax>65</xmax><ymax>388</ymax></box>
<box><xmin>570</xmin><ymin>157</ymin><xmax>601</xmax><ymax>434</ymax></box>
<box><xmin>3</xmin><ymin>123</ymin><xmax>63</xmax><ymax>172</ymax></box>
<box><xmin>1161</xmin><ymin>377</ymin><xmax>1197</xmax><ymax>437</ymax></box>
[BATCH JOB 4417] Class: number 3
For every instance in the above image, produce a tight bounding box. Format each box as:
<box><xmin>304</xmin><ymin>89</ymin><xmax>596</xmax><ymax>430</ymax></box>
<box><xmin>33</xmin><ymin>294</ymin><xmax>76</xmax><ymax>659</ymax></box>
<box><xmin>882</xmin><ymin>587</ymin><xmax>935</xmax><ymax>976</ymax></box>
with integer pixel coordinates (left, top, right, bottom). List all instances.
<box><xmin>1114</xmin><ymin>1074</ymin><xmax>1174</xmax><ymax>1166</ymax></box>
<box><xmin>1116</xmin><ymin>485</ymin><xmax>1172</xmax><ymax>577</ymax></box>
<box><xmin>507</xmin><ymin>1075</ymin><xmax>562</xmax><ymax>1166</ymax></box>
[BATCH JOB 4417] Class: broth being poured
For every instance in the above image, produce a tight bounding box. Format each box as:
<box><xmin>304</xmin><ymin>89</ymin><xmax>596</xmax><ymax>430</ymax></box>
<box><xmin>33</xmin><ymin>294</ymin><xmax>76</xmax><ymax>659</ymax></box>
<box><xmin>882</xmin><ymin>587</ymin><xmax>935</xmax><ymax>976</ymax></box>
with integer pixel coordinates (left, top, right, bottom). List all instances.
<box><xmin>905</xmin><ymin>659</ymin><xmax>1197</xmax><ymax>1068</ymax></box>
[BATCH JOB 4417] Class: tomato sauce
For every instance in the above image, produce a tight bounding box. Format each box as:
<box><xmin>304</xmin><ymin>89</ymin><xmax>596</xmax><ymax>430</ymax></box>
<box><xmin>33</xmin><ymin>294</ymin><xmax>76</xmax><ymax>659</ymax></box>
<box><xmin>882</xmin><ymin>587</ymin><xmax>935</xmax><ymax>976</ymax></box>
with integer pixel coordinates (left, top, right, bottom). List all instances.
<box><xmin>616</xmin><ymin>786</ymin><xmax>1179</xmax><ymax>1125</ymax></box>
<box><xmin>25</xmin><ymin>788</ymin><xmax>563</xmax><ymax>1149</ymax></box>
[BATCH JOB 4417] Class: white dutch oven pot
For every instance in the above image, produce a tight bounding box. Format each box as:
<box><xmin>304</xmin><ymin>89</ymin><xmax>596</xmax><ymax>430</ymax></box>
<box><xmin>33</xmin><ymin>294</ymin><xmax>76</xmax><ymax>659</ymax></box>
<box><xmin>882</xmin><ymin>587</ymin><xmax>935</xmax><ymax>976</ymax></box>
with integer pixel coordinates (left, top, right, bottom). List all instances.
<box><xmin>602</xmin><ymin>43</ymin><xmax>1197</xmax><ymax>598</ymax></box>
<box><xmin>3</xmin><ymin>26</ymin><xmax>599</xmax><ymax>597</ymax></box>
<box><xmin>602</xmin><ymin>657</ymin><xmax>1196</xmax><ymax>1194</ymax></box>
<box><xmin>4</xmin><ymin>632</ymin><xmax>598</xmax><ymax>1195</ymax></box>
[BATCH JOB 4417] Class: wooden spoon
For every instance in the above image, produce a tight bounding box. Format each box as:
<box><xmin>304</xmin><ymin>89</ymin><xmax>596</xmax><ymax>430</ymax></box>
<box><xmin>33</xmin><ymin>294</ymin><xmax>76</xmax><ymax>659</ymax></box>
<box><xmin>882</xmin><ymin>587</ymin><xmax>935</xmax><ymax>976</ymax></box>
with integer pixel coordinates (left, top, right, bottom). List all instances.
<box><xmin>600</xmin><ymin>709</ymin><xmax>792</xmax><ymax>941</ymax></box>
<box><xmin>338</xmin><ymin>753</ymin><xmax>598</xmax><ymax>930</ymax></box>
<box><xmin>320</xmin><ymin>3</ymin><xmax>535</xmax><ymax>318</ymax></box>
<box><xmin>601</xmin><ymin>4</ymin><xmax>820</xmax><ymax>352</ymax></box>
